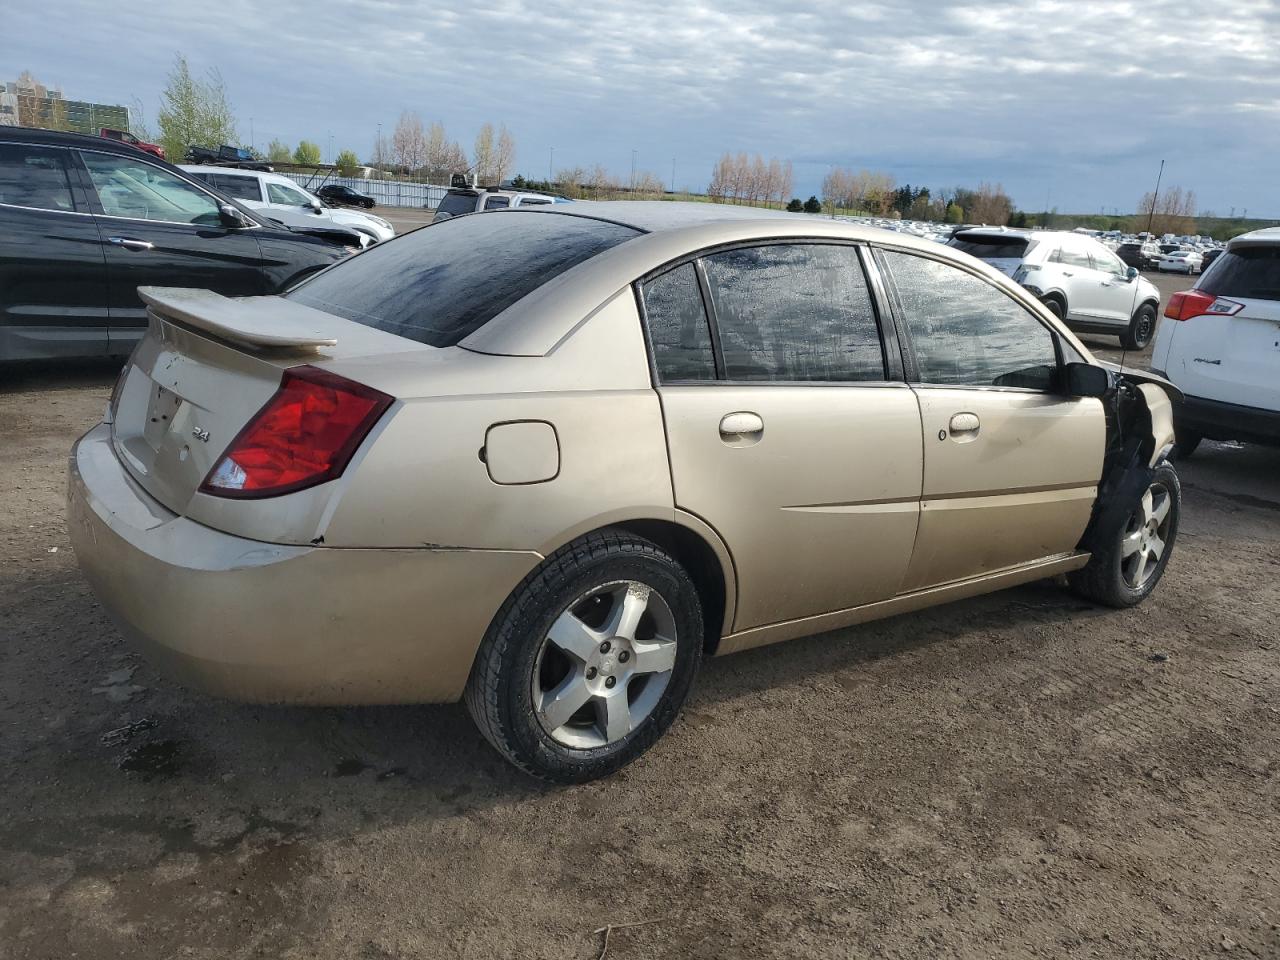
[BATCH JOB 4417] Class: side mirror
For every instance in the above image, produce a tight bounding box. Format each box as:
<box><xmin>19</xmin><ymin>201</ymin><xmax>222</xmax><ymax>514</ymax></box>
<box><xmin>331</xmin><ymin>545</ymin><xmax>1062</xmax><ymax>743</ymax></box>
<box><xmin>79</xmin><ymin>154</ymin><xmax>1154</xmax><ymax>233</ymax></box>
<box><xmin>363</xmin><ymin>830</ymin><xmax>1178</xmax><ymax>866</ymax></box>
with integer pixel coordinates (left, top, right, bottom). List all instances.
<box><xmin>1062</xmin><ymin>361</ymin><xmax>1111</xmax><ymax>398</ymax></box>
<box><xmin>1125</xmin><ymin>266</ymin><xmax>1139</xmax><ymax>281</ymax></box>
<box><xmin>218</xmin><ymin>204</ymin><xmax>252</xmax><ymax>229</ymax></box>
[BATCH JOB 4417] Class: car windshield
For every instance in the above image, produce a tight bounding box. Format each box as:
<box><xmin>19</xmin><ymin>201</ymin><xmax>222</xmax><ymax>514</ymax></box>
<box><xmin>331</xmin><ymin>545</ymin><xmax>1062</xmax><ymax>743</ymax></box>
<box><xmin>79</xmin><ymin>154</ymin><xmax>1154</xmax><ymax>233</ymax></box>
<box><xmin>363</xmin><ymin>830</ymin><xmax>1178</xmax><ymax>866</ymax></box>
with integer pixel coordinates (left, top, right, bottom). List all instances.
<box><xmin>948</xmin><ymin>234</ymin><xmax>1033</xmax><ymax>260</ymax></box>
<box><xmin>287</xmin><ymin>212</ymin><xmax>640</xmax><ymax>346</ymax></box>
<box><xmin>1199</xmin><ymin>246</ymin><xmax>1280</xmax><ymax>302</ymax></box>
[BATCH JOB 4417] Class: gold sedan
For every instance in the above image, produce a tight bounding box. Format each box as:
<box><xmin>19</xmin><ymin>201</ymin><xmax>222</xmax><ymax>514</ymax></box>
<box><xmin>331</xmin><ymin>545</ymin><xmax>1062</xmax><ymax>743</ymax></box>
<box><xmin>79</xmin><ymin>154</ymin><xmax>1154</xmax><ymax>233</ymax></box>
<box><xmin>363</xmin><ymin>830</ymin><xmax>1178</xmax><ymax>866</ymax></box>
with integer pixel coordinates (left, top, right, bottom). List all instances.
<box><xmin>68</xmin><ymin>203</ymin><xmax>1180</xmax><ymax>782</ymax></box>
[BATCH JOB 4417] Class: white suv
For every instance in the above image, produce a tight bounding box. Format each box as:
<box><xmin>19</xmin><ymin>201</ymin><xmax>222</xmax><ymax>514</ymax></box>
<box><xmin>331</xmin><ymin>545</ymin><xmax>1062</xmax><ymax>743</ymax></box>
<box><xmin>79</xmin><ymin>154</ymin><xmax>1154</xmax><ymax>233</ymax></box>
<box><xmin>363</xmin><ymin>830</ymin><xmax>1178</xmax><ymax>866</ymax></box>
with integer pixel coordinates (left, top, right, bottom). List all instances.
<box><xmin>950</xmin><ymin>229</ymin><xmax>1162</xmax><ymax>349</ymax></box>
<box><xmin>181</xmin><ymin>166</ymin><xmax>395</xmax><ymax>245</ymax></box>
<box><xmin>1152</xmin><ymin>227</ymin><xmax>1280</xmax><ymax>456</ymax></box>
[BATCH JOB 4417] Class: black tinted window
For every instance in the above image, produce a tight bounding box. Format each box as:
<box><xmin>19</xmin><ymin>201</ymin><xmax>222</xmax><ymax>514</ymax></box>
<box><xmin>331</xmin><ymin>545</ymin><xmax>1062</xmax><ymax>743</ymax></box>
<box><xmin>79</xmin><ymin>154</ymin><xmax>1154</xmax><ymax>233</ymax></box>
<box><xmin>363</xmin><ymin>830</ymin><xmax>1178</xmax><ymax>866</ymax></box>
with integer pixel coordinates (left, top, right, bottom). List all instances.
<box><xmin>211</xmin><ymin>174</ymin><xmax>262</xmax><ymax>201</ymax></box>
<box><xmin>483</xmin><ymin>196</ymin><xmax>510</xmax><ymax>209</ymax></box>
<box><xmin>0</xmin><ymin>144</ymin><xmax>76</xmax><ymax>212</ymax></box>
<box><xmin>288</xmin><ymin>213</ymin><xmax>639</xmax><ymax>347</ymax></box>
<box><xmin>702</xmin><ymin>244</ymin><xmax>885</xmax><ymax>382</ymax></box>
<box><xmin>882</xmin><ymin>250</ymin><xmax>1057</xmax><ymax>390</ymax></box>
<box><xmin>1199</xmin><ymin>246</ymin><xmax>1280</xmax><ymax>301</ymax></box>
<box><xmin>435</xmin><ymin>192</ymin><xmax>477</xmax><ymax>217</ymax></box>
<box><xmin>949</xmin><ymin>235</ymin><xmax>1031</xmax><ymax>260</ymax></box>
<box><xmin>641</xmin><ymin>264</ymin><xmax>715</xmax><ymax>381</ymax></box>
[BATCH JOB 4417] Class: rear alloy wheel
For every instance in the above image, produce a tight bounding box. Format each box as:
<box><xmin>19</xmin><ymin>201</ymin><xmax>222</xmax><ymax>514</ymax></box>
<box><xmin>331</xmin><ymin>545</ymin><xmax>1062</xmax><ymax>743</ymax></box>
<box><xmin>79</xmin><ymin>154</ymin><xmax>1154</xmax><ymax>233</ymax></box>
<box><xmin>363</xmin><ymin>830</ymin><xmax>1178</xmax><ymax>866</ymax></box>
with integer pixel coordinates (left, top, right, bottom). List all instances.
<box><xmin>465</xmin><ymin>530</ymin><xmax>702</xmax><ymax>783</ymax></box>
<box><xmin>1069</xmin><ymin>461</ymin><xmax>1180</xmax><ymax>608</ymax></box>
<box><xmin>1123</xmin><ymin>302</ymin><xmax>1157</xmax><ymax>351</ymax></box>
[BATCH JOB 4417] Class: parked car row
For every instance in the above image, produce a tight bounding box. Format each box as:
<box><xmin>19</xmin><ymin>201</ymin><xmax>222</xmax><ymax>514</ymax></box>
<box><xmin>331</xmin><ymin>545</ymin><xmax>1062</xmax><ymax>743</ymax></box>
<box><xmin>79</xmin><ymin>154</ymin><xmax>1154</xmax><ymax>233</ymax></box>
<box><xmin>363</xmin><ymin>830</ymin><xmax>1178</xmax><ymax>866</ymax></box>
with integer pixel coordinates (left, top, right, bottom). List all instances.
<box><xmin>182</xmin><ymin>166</ymin><xmax>395</xmax><ymax>246</ymax></box>
<box><xmin>0</xmin><ymin>127</ymin><xmax>356</xmax><ymax>361</ymax></box>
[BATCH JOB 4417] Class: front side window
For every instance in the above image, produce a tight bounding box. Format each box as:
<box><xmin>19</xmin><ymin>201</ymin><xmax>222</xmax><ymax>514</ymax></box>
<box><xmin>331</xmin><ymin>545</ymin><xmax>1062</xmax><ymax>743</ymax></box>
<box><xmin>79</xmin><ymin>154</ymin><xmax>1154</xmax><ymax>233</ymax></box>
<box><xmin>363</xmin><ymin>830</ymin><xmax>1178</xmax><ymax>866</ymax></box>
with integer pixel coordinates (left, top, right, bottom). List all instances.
<box><xmin>1052</xmin><ymin>243</ymin><xmax>1093</xmax><ymax>270</ymax></box>
<box><xmin>288</xmin><ymin>211</ymin><xmax>640</xmax><ymax>347</ymax></box>
<box><xmin>266</xmin><ymin>181</ymin><xmax>314</xmax><ymax>207</ymax></box>
<box><xmin>640</xmin><ymin>263</ymin><xmax>716</xmax><ymax>381</ymax></box>
<box><xmin>1090</xmin><ymin>246</ymin><xmax>1126</xmax><ymax>278</ymax></box>
<box><xmin>0</xmin><ymin>144</ymin><xmax>76</xmax><ymax>212</ymax></box>
<box><xmin>701</xmin><ymin>244</ymin><xmax>885</xmax><ymax>382</ymax></box>
<box><xmin>484</xmin><ymin>195</ymin><xmax>510</xmax><ymax>209</ymax></box>
<box><xmin>81</xmin><ymin>152</ymin><xmax>221</xmax><ymax>225</ymax></box>
<box><xmin>881</xmin><ymin>250</ymin><xmax>1058</xmax><ymax>391</ymax></box>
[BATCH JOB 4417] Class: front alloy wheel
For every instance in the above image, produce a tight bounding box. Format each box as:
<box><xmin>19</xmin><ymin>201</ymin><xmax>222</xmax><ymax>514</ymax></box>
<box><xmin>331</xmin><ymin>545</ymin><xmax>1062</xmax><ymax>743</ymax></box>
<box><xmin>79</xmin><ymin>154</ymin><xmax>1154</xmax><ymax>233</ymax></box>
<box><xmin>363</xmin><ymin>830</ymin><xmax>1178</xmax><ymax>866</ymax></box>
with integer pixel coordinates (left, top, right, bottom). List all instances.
<box><xmin>1119</xmin><ymin>481</ymin><xmax>1173</xmax><ymax>590</ymax></box>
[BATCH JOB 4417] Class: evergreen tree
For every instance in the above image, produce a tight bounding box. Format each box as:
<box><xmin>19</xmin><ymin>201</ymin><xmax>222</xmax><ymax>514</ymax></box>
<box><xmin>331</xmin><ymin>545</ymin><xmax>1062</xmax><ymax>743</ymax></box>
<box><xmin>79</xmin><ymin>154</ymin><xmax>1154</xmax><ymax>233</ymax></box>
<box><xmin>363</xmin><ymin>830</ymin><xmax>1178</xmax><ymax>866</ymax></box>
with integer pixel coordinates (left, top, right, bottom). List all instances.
<box><xmin>803</xmin><ymin>195</ymin><xmax>822</xmax><ymax>214</ymax></box>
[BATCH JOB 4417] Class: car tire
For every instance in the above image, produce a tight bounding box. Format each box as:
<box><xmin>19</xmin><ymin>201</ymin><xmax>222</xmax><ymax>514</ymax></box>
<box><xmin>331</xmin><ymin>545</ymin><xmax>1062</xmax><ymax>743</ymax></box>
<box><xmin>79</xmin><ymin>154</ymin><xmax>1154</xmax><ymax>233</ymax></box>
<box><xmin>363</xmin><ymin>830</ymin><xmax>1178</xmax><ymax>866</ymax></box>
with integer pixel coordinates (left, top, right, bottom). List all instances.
<box><xmin>1170</xmin><ymin>430</ymin><xmax>1202</xmax><ymax>460</ymax></box>
<box><xmin>1042</xmin><ymin>296</ymin><xmax>1066</xmax><ymax>321</ymax></box>
<box><xmin>464</xmin><ymin>529</ymin><xmax>703</xmax><ymax>783</ymax></box>
<box><xmin>1068</xmin><ymin>460</ymin><xmax>1180</xmax><ymax>608</ymax></box>
<box><xmin>1123</xmin><ymin>302</ymin><xmax>1157</xmax><ymax>351</ymax></box>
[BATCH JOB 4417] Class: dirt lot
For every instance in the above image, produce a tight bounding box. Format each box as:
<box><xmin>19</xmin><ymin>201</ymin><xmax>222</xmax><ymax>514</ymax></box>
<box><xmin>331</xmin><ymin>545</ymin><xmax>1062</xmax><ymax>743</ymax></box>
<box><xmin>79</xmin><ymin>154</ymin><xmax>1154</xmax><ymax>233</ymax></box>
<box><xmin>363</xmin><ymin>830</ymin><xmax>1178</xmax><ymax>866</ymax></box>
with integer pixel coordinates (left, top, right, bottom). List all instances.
<box><xmin>2</xmin><ymin>275</ymin><xmax>1278</xmax><ymax>959</ymax></box>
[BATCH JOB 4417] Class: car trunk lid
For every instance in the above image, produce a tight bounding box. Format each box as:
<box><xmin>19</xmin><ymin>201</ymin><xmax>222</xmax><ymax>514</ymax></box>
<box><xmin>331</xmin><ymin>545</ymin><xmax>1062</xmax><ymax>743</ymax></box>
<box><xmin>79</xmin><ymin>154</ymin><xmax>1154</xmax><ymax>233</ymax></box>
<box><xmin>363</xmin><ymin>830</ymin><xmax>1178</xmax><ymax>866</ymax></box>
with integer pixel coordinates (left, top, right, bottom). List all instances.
<box><xmin>109</xmin><ymin>287</ymin><xmax>418</xmax><ymax>541</ymax></box>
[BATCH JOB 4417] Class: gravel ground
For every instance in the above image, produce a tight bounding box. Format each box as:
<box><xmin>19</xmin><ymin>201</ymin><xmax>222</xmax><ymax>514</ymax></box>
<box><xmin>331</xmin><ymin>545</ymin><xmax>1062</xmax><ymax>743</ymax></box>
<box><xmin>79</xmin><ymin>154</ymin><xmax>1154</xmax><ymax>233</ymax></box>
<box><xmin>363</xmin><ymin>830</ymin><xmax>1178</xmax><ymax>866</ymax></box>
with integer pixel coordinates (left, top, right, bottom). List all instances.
<box><xmin>2</xmin><ymin>272</ymin><xmax>1278</xmax><ymax>959</ymax></box>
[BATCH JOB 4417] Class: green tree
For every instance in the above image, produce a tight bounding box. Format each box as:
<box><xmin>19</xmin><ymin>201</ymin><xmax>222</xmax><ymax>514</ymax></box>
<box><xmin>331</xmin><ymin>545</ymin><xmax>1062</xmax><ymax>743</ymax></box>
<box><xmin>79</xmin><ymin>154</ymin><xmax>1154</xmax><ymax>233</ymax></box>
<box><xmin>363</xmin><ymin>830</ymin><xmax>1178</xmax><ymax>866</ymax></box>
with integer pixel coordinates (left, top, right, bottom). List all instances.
<box><xmin>156</xmin><ymin>54</ymin><xmax>237</xmax><ymax>161</ymax></box>
<box><xmin>803</xmin><ymin>195</ymin><xmax>822</xmax><ymax>214</ymax></box>
<box><xmin>945</xmin><ymin>202</ymin><xmax>964</xmax><ymax>224</ymax></box>
<box><xmin>294</xmin><ymin>140</ymin><xmax>322</xmax><ymax>165</ymax></box>
<box><xmin>335</xmin><ymin>149</ymin><xmax>360</xmax><ymax>176</ymax></box>
<box><xmin>786</xmin><ymin>197</ymin><xmax>803</xmax><ymax>212</ymax></box>
<box><xmin>266</xmin><ymin>139</ymin><xmax>292</xmax><ymax>164</ymax></box>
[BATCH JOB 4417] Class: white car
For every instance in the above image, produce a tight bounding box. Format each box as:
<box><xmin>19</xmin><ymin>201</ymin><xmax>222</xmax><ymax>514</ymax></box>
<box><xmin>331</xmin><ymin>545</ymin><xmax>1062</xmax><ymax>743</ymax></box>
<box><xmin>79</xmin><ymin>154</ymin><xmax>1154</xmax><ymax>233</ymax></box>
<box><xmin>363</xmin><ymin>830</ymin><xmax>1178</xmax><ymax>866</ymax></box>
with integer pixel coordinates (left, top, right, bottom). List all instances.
<box><xmin>181</xmin><ymin>166</ymin><xmax>395</xmax><ymax>245</ymax></box>
<box><xmin>1152</xmin><ymin>227</ymin><xmax>1280</xmax><ymax>456</ymax></box>
<box><xmin>1156</xmin><ymin>250</ymin><xmax>1203</xmax><ymax>274</ymax></box>
<box><xmin>949</xmin><ymin>228</ymin><xmax>1162</xmax><ymax>349</ymax></box>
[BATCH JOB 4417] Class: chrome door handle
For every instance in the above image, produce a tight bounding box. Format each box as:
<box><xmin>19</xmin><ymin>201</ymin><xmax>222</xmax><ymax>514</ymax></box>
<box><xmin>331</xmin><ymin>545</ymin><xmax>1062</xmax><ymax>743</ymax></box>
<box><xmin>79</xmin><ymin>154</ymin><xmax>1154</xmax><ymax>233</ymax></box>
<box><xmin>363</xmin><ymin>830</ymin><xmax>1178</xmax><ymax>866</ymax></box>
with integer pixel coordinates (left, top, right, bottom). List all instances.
<box><xmin>1061</xmin><ymin>271</ymin><xmax>1074</xmax><ymax>277</ymax></box>
<box><xmin>719</xmin><ymin>411</ymin><xmax>764</xmax><ymax>445</ymax></box>
<box><xmin>108</xmin><ymin>237</ymin><xmax>154</xmax><ymax>251</ymax></box>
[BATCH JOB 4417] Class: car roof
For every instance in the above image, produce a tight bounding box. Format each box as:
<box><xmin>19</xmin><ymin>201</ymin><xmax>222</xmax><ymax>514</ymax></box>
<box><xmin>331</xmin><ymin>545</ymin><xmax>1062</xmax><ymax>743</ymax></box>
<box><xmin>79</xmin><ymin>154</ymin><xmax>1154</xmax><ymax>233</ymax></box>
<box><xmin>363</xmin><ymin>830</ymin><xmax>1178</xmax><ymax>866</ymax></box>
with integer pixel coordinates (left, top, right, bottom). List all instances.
<box><xmin>0</xmin><ymin>125</ymin><xmax>152</xmax><ymax>158</ymax></box>
<box><xmin>461</xmin><ymin>202</ymin><xmax>1094</xmax><ymax>360</ymax></box>
<box><xmin>180</xmin><ymin>164</ymin><xmax>298</xmax><ymax>187</ymax></box>
<box><xmin>1229</xmin><ymin>226</ymin><xmax>1280</xmax><ymax>249</ymax></box>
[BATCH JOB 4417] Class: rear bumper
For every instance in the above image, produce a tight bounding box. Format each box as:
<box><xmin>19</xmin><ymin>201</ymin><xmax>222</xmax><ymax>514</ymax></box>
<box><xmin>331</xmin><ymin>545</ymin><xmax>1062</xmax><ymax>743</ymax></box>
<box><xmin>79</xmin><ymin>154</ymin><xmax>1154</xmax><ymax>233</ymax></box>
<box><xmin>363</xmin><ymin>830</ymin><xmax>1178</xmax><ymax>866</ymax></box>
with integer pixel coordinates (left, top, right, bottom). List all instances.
<box><xmin>67</xmin><ymin>422</ymin><xmax>539</xmax><ymax>704</ymax></box>
<box><xmin>1166</xmin><ymin>391</ymin><xmax>1280</xmax><ymax>446</ymax></box>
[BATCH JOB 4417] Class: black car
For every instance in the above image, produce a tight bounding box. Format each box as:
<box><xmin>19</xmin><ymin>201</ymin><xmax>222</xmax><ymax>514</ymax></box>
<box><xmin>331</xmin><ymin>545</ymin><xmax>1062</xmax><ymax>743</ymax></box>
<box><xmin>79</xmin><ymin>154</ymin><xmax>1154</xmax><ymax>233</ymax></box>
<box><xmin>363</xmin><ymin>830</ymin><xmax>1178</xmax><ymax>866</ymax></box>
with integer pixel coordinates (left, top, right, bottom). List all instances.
<box><xmin>0</xmin><ymin>127</ymin><xmax>353</xmax><ymax>362</ymax></box>
<box><xmin>184</xmin><ymin>144</ymin><xmax>272</xmax><ymax>172</ymax></box>
<box><xmin>316</xmin><ymin>183</ymin><xmax>376</xmax><ymax>209</ymax></box>
<box><xmin>1116</xmin><ymin>241</ymin><xmax>1160</xmax><ymax>271</ymax></box>
<box><xmin>1200</xmin><ymin>247</ymin><xmax>1224</xmax><ymax>272</ymax></box>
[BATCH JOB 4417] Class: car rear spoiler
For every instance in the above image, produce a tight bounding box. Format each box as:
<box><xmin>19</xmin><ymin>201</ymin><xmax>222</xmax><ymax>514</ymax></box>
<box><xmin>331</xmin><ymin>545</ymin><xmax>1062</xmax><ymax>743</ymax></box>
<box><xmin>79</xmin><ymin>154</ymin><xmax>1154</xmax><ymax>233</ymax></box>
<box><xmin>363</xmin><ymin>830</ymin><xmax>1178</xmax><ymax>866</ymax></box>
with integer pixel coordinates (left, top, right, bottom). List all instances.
<box><xmin>138</xmin><ymin>287</ymin><xmax>339</xmax><ymax>350</ymax></box>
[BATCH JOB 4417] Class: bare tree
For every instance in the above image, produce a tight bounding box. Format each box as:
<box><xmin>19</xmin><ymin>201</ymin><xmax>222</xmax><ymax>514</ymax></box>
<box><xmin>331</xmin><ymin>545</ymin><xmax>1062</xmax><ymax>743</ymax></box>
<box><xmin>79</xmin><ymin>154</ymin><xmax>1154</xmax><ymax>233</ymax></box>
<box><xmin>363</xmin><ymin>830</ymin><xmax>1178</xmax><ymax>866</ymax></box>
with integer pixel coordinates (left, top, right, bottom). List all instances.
<box><xmin>494</xmin><ymin>124</ymin><xmax>516</xmax><ymax>185</ymax></box>
<box><xmin>392</xmin><ymin>111</ymin><xmax>426</xmax><ymax>175</ymax></box>
<box><xmin>473</xmin><ymin>122</ymin><xmax>495</xmax><ymax>184</ymax></box>
<box><xmin>967</xmin><ymin>182</ymin><xmax>1014</xmax><ymax>225</ymax></box>
<box><xmin>1137</xmin><ymin>185</ymin><xmax>1197</xmax><ymax>235</ymax></box>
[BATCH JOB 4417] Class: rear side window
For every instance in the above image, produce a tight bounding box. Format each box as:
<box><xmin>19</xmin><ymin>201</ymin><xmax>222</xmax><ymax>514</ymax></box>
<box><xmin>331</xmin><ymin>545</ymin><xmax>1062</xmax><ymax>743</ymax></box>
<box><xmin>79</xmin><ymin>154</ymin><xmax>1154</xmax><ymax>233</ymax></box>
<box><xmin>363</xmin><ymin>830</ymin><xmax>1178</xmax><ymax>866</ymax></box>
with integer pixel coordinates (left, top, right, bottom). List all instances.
<box><xmin>949</xmin><ymin>235</ymin><xmax>1031</xmax><ymax>260</ymax></box>
<box><xmin>1200</xmin><ymin>247</ymin><xmax>1280</xmax><ymax>302</ymax></box>
<box><xmin>211</xmin><ymin>174</ymin><xmax>262</xmax><ymax>202</ymax></box>
<box><xmin>702</xmin><ymin>244</ymin><xmax>886</xmax><ymax>382</ymax></box>
<box><xmin>0</xmin><ymin>144</ymin><xmax>77</xmax><ymax>212</ymax></box>
<box><xmin>483</xmin><ymin>195</ymin><xmax>510</xmax><ymax>210</ymax></box>
<box><xmin>881</xmin><ymin>250</ymin><xmax>1058</xmax><ymax>390</ymax></box>
<box><xmin>640</xmin><ymin>263</ymin><xmax>716</xmax><ymax>381</ymax></box>
<box><xmin>288</xmin><ymin>213</ymin><xmax>640</xmax><ymax>347</ymax></box>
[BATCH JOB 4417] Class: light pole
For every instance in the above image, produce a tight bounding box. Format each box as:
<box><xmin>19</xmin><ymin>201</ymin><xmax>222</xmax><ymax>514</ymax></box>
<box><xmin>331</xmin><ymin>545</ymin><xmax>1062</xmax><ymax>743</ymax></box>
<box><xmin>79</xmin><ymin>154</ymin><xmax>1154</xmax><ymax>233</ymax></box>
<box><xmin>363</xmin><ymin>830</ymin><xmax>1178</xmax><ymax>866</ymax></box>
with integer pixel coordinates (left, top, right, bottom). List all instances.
<box><xmin>631</xmin><ymin>148</ymin><xmax>637</xmax><ymax>194</ymax></box>
<box><xmin>671</xmin><ymin>157</ymin><xmax>676</xmax><ymax>195</ymax></box>
<box><xmin>549</xmin><ymin>146</ymin><xmax>554</xmax><ymax>185</ymax></box>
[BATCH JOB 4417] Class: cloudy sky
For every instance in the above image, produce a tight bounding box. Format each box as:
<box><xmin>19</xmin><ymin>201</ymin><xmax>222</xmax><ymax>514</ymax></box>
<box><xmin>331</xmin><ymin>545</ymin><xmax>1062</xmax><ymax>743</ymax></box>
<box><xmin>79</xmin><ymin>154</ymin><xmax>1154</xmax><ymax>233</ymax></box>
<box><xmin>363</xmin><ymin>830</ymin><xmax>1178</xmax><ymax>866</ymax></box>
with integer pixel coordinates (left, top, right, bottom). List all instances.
<box><xmin>5</xmin><ymin>0</ymin><xmax>1278</xmax><ymax>215</ymax></box>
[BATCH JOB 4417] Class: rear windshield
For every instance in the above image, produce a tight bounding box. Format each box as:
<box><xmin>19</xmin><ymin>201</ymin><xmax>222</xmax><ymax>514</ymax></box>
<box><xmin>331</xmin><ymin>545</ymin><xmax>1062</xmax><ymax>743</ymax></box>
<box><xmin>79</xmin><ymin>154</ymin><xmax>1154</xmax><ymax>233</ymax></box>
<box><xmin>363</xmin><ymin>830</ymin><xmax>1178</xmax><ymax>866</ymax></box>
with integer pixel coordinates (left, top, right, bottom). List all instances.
<box><xmin>435</xmin><ymin>192</ymin><xmax>478</xmax><ymax>218</ymax></box>
<box><xmin>948</xmin><ymin>234</ymin><xmax>1032</xmax><ymax>260</ymax></box>
<box><xmin>1199</xmin><ymin>246</ymin><xmax>1280</xmax><ymax>302</ymax></box>
<box><xmin>287</xmin><ymin>212</ymin><xmax>640</xmax><ymax>346</ymax></box>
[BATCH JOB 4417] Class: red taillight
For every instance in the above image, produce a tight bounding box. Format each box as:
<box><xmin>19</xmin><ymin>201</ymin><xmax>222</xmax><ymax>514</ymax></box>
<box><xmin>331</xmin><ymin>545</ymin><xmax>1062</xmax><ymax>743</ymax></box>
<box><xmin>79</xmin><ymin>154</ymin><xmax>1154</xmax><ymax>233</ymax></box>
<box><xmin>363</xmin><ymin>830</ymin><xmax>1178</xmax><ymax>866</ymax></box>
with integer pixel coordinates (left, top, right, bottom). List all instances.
<box><xmin>1164</xmin><ymin>291</ymin><xmax>1243</xmax><ymax>322</ymax></box>
<box><xmin>200</xmin><ymin>365</ymin><xmax>392</xmax><ymax>499</ymax></box>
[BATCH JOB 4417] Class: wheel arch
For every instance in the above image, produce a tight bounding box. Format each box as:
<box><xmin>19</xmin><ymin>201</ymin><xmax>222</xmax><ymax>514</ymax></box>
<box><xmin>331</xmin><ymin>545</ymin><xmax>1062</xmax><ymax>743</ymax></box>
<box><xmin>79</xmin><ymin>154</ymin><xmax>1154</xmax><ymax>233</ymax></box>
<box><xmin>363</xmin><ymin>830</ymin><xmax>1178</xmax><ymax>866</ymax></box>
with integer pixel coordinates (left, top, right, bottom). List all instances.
<box><xmin>559</xmin><ymin>514</ymin><xmax>737</xmax><ymax>655</ymax></box>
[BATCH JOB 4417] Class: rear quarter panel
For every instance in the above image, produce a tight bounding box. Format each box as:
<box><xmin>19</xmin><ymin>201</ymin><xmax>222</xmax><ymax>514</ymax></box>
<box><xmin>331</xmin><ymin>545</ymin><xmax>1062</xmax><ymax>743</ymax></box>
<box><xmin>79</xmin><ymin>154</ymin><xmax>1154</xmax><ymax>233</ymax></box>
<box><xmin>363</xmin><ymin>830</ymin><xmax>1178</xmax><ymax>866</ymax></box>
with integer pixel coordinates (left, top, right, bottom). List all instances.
<box><xmin>322</xmin><ymin>291</ymin><xmax>677</xmax><ymax>552</ymax></box>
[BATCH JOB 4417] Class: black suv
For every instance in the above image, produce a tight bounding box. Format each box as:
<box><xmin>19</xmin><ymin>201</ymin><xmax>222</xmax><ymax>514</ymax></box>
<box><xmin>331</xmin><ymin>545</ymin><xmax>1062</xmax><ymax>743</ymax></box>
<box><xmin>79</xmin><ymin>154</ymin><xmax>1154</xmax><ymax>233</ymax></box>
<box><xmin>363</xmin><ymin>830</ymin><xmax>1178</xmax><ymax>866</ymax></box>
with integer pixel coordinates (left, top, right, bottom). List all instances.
<box><xmin>1116</xmin><ymin>241</ymin><xmax>1159</xmax><ymax>271</ymax></box>
<box><xmin>316</xmin><ymin>184</ymin><xmax>376</xmax><ymax>208</ymax></box>
<box><xmin>0</xmin><ymin>128</ymin><xmax>353</xmax><ymax>362</ymax></box>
